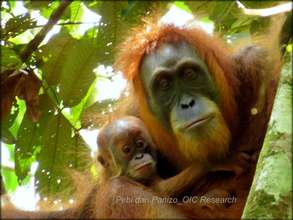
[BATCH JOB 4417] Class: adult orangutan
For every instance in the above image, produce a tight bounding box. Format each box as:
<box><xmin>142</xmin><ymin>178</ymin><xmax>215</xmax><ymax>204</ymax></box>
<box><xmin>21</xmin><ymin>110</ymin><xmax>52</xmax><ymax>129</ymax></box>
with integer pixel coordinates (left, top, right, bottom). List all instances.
<box><xmin>1</xmin><ymin>16</ymin><xmax>283</xmax><ymax>219</ymax></box>
<box><xmin>114</xmin><ymin>16</ymin><xmax>282</xmax><ymax>218</ymax></box>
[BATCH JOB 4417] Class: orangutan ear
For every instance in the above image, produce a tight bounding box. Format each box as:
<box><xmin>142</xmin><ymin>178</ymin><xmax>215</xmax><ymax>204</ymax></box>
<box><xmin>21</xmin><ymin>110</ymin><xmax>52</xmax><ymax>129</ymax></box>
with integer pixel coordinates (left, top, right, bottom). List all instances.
<box><xmin>97</xmin><ymin>155</ymin><xmax>108</xmax><ymax>168</ymax></box>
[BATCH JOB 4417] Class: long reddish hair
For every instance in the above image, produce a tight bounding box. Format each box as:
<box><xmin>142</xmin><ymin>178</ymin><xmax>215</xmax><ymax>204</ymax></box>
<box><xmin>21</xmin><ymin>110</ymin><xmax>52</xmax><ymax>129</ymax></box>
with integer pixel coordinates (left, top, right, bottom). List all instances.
<box><xmin>114</xmin><ymin>19</ymin><xmax>240</xmax><ymax>167</ymax></box>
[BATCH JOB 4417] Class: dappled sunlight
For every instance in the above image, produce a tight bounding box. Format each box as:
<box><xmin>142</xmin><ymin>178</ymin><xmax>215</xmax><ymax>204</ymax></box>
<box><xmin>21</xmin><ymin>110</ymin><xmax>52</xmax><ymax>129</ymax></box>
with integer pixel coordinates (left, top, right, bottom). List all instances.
<box><xmin>10</xmin><ymin>178</ymin><xmax>39</xmax><ymax>211</ymax></box>
<box><xmin>4</xmin><ymin>162</ymin><xmax>40</xmax><ymax>211</ymax></box>
<box><xmin>160</xmin><ymin>5</ymin><xmax>214</xmax><ymax>34</ymax></box>
<box><xmin>74</xmin><ymin>3</ymin><xmax>101</xmax><ymax>37</ymax></box>
<box><xmin>79</xmin><ymin>129</ymin><xmax>99</xmax><ymax>157</ymax></box>
<box><xmin>160</xmin><ymin>5</ymin><xmax>193</xmax><ymax>27</ymax></box>
<box><xmin>93</xmin><ymin>65</ymin><xmax>127</xmax><ymax>102</ymax></box>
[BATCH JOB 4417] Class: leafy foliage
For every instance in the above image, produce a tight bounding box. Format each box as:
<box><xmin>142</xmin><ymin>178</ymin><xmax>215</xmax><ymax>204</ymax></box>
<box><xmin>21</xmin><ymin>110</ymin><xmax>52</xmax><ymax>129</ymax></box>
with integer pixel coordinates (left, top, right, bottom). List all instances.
<box><xmin>0</xmin><ymin>0</ymin><xmax>291</xmax><ymax>201</ymax></box>
<box><xmin>38</xmin><ymin>31</ymin><xmax>98</xmax><ymax>106</ymax></box>
<box><xmin>2</xmin><ymin>13</ymin><xmax>37</xmax><ymax>40</ymax></box>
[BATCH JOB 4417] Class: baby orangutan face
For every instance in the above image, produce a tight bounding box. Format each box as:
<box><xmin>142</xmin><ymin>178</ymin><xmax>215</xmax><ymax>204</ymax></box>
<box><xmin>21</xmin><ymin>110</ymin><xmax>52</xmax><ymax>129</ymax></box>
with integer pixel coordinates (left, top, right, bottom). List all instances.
<box><xmin>97</xmin><ymin>116</ymin><xmax>157</xmax><ymax>182</ymax></box>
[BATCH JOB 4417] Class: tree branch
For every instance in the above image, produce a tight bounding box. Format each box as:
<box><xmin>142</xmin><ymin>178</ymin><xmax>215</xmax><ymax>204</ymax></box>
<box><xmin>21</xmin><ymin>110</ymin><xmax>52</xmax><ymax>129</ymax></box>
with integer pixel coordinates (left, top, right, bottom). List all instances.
<box><xmin>236</xmin><ymin>1</ymin><xmax>292</xmax><ymax>17</ymax></box>
<box><xmin>20</xmin><ymin>0</ymin><xmax>71</xmax><ymax>62</ymax></box>
<box><xmin>30</xmin><ymin>21</ymin><xmax>99</xmax><ymax>29</ymax></box>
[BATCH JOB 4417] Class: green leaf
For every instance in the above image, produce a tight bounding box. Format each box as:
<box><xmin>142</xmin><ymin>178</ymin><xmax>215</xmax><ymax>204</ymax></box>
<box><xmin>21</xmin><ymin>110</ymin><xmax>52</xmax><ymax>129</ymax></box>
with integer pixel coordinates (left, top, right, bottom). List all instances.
<box><xmin>93</xmin><ymin>1</ymin><xmax>126</xmax><ymax>65</ymax></box>
<box><xmin>38</xmin><ymin>32</ymin><xmax>76</xmax><ymax>85</ymax></box>
<box><xmin>39</xmin><ymin>2</ymin><xmax>60</xmax><ymax>19</ymax></box>
<box><xmin>0</xmin><ymin>46</ymin><xmax>22</xmax><ymax>71</ymax></box>
<box><xmin>7</xmin><ymin>1</ymin><xmax>16</xmax><ymax>11</ymax></box>
<box><xmin>39</xmin><ymin>31</ymin><xmax>98</xmax><ymax>107</ymax></box>
<box><xmin>62</xmin><ymin>78</ymin><xmax>97</xmax><ymax>129</ymax></box>
<box><xmin>15</xmin><ymin>95</ymin><xmax>55</xmax><ymax>182</ymax></box>
<box><xmin>24</xmin><ymin>1</ymin><xmax>52</xmax><ymax>10</ymax></box>
<box><xmin>286</xmin><ymin>44</ymin><xmax>292</xmax><ymax>53</ymax></box>
<box><xmin>1</xmin><ymin>104</ymin><xmax>18</xmax><ymax>144</ymax></box>
<box><xmin>69</xmin><ymin>135</ymin><xmax>92</xmax><ymax>172</ymax></box>
<box><xmin>35</xmin><ymin>113</ymin><xmax>90</xmax><ymax>197</ymax></box>
<box><xmin>185</xmin><ymin>1</ymin><xmax>215</xmax><ymax>15</ymax></box>
<box><xmin>210</xmin><ymin>2</ymin><xmax>235</xmax><ymax>21</ymax></box>
<box><xmin>15</xmin><ymin>114</ymin><xmax>41</xmax><ymax>182</ymax></box>
<box><xmin>83</xmin><ymin>1</ymin><xmax>103</xmax><ymax>14</ymax></box>
<box><xmin>80</xmin><ymin>99</ymin><xmax>116</xmax><ymax>129</ymax></box>
<box><xmin>1</xmin><ymin>129</ymin><xmax>15</xmax><ymax>145</ymax></box>
<box><xmin>227</xmin><ymin>17</ymin><xmax>254</xmax><ymax>34</ymax></box>
<box><xmin>9</xmin><ymin>98</ymin><xmax>26</xmax><ymax>138</ymax></box>
<box><xmin>121</xmin><ymin>1</ymin><xmax>162</xmax><ymax>24</ymax></box>
<box><xmin>2</xmin><ymin>167</ymin><xmax>18</xmax><ymax>192</ymax></box>
<box><xmin>58</xmin><ymin>38</ymin><xmax>98</xmax><ymax>107</ymax></box>
<box><xmin>230</xmin><ymin>17</ymin><xmax>252</xmax><ymax>30</ymax></box>
<box><xmin>85</xmin><ymin>1</ymin><xmax>161</xmax><ymax>64</ymax></box>
<box><xmin>65</xmin><ymin>1</ymin><xmax>84</xmax><ymax>37</ymax></box>
<box><xmin>70</xmin><ymin>1</ymin><xmax>84</xmax><ymax>22</ymax></box>
<box><xmin>174</xmin><ymin>1</ymin><xmax>192</xmax><ymax>13</ymax></box>
<box><xmin>35</xmin><ymin>113</ymin><xmax>73</xmax><ymax>196</ymax></box>
<box><xmin>3</xmin><ymin>13</ymin><xmax>37</xmax><ymax>40</ymax></box>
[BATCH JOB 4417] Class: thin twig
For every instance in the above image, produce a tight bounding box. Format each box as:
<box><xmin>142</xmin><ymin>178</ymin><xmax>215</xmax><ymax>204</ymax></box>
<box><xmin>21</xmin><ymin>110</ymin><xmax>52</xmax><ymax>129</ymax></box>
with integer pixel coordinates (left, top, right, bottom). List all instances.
<box><xmin>31</xmin><ymin>21</ymin><xmax>99</xmax><ymax>29</ymax></box>
<box><xmin>20</xmin><ymin>0</ymin><xmax>71</xmax><ymax>62</ymax></box>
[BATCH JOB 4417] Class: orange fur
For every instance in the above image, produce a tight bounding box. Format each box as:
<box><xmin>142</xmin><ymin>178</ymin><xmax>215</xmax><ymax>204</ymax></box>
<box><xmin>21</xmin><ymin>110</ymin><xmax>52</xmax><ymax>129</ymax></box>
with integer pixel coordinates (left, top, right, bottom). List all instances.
<box><xmin>114</xmin><ymin>20</ymin><xmax>241</xmax><ymax>169</ymax></box>
<box><xmin>133</xmin><ymin>78</ymin><xmax>188</xmax><ymax>168</ymax></box>
<box><xmin>174</xmin><ymin>104</ymin><xmax>231</xmax><ymax>164</ymax></box>
<box><xmin>115</xmin><ymin>21</ymin><xmax>240</xmax><ymax>134</ymax></box>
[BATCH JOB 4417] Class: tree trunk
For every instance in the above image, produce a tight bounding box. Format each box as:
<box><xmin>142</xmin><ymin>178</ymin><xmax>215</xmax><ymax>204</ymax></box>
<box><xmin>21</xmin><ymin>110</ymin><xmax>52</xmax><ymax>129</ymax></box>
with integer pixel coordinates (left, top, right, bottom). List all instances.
<box><xmin>242</xmin><ymin>61</ymin><xmax>292</xmax><ymax>219</ymax></box>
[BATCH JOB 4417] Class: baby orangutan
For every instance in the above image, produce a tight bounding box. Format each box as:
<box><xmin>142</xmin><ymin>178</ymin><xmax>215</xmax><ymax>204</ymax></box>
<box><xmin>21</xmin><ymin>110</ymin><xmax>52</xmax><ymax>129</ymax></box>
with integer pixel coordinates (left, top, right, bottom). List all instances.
<box><xmin>97</xmin><ymin>116</ymin><xmax>208</xmax><ymax>197</ymax></box>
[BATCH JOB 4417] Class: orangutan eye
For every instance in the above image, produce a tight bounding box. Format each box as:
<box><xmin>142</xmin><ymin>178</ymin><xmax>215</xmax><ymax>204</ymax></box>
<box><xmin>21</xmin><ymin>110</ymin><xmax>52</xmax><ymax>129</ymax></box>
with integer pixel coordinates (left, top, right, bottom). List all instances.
<box><xmin>158</xmin><ymin>77</ymin><xmax>171</xmax><ymax>90</ymax></box>
<box><xmin>136</xmin><ymin>139</ymin><xmax>146</xmax><ymax>148</ymax></box>
<box><xmin>183</xmin><ymin>68</ymin><xmax>197</xmax><ymax>80</ymax></box>
<box><xmin>122</xmin><ymin>145</ymin><xmax>131</xmax><ymax>154</ymax></box>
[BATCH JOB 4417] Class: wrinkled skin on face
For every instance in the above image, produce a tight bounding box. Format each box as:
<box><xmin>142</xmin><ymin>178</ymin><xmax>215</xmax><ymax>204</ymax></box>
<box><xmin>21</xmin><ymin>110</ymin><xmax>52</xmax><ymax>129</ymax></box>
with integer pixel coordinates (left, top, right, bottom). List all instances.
<box><xmin>140</xmin><ymin>41</ymin><xmax>231</xmax><ymax>163</ymax></box>
<box><xmin>97</xmin><ymin>116</ymin><xmax>157</xmax><ymax>182</ymax></box>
